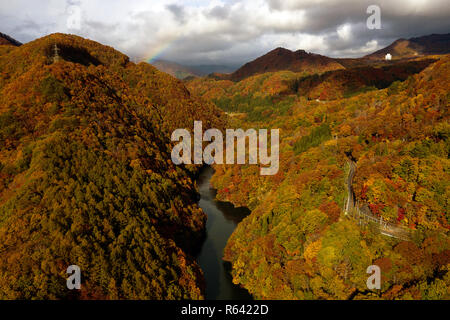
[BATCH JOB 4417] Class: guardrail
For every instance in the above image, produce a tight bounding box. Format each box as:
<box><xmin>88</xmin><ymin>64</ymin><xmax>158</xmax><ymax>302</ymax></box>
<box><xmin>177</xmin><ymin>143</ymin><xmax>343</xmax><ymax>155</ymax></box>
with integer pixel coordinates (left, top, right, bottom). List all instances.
<box><xmin>344</xmin><ymin>199</ymin><xmax>412</xmax><ymax>240</ymax></box>
<box><xmin>343</xmin><ymin>160</ymin><xmax>412</xmax><ymax>241</ymax></box>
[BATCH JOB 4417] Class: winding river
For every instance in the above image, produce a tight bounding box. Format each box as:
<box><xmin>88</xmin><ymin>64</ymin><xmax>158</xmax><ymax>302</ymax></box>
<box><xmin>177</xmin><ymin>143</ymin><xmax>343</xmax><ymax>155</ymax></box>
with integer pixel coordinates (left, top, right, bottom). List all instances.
<box><xmin>196</xmin><ymin>166</ymin><xmax>252</xmax><ymax>300</ymax></box>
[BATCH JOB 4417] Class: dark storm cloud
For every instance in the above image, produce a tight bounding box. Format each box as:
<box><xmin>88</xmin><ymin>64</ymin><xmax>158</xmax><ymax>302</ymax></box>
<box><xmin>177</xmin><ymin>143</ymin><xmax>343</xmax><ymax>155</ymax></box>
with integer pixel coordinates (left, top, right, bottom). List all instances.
<box><xmin>269</xmin><ymin>0</ymin><xmax>449</xmax><ymax>59</ymax></box>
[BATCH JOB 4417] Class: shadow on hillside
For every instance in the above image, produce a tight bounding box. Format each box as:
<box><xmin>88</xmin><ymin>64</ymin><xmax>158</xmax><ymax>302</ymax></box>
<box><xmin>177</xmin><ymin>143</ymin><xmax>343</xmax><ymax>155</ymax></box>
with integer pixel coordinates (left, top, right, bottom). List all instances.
<box><xmin>46</xmin><ymin>44</ymin><xmax>101</xmax><ymax>66</ymax></box>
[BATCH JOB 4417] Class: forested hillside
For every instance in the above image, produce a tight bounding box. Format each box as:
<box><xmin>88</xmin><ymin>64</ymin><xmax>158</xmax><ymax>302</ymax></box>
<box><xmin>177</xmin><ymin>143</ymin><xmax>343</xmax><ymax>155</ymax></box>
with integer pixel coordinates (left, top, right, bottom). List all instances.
<box><xmin>188</xmin><ymin>55</ymin><xmax>450</xmax><ymax>299</ymax></box>
<box><xmin>0</xmin><ymin>33</ymin><xmax>224</xmax><ymax>299</ymax></box>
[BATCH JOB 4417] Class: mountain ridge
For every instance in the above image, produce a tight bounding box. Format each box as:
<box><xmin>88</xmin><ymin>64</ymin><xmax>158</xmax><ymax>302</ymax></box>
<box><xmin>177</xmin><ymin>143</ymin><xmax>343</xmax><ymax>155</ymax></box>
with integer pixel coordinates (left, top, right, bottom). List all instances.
<box><xmin>0</xmin><ymin>32</ymin><xmax>22</xmax><ymax>46</ymax></box>
<box><xmin>365</xmin><ymin>33</ymin><xmax>450</xmax><ymax>59</ymax></box>
<box><xmin>230</xmin><ymin>47</ymin><xmax>345</xmax><ymax>81</ymax></box>
<box><xmin>212</xmin><ymin>33</ymin><xmax>450</xmax><ymax>82</ymax></box>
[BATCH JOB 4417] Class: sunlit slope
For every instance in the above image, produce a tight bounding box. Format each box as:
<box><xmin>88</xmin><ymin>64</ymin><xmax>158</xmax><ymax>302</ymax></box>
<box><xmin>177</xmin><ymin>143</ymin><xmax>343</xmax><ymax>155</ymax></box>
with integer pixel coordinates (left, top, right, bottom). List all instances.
<box><xmin>230</xmin><ymin>47</ymin><xmax>345</xmax><ymax>82</ymax></box>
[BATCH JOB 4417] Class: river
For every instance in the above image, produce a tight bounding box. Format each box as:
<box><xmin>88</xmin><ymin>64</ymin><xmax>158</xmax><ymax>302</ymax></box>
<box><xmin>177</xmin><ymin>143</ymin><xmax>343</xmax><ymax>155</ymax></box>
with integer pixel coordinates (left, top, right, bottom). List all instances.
<box><xmin>196</xmin><ymin>166</ymin><xmax>253</xmax><ymax>300</ymax></box>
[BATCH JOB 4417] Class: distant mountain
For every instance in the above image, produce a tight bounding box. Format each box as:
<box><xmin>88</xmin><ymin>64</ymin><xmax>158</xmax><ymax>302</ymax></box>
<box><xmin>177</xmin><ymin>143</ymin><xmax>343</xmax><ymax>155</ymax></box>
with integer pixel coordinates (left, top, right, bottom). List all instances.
<box><xmin>230</xmin><ymin>47</ymin><xmax>344</xmax><ymax>81</ymax></box>
<box><xmin>189</xmin><ymin>64</ymin><xmax>238</xmax><ymax>75</ymax></box>
<box><xmin>150</xmin><ymin>59</ymin><xmax>200</xmax><ymax>79</ymax></box>
<box><xmin>225</xmin><ymin>34</ymin><xmax>450</xmax><ymax>82</ymax></box>
<box><xmin>366</xmin><ymin>33</ymin><xmax>450</xmax><ymax>60</ymax></box>
<box><xmin>0</xmin><ymin>32</ymin><xmax>22</xmax><ymax>46</ymax></box>
<box><xmin>151</xmin><ymin>59</ymin><xmax>237</xmax><ymax>79</ymax></box>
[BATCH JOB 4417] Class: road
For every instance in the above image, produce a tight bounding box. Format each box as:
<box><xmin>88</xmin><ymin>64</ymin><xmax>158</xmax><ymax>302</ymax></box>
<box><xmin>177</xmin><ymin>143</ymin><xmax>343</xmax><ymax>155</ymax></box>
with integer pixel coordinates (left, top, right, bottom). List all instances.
<box><xmin>344</xmin><ymin>158</ymin><xmax>411</xmax><ymax>241</ymax></box>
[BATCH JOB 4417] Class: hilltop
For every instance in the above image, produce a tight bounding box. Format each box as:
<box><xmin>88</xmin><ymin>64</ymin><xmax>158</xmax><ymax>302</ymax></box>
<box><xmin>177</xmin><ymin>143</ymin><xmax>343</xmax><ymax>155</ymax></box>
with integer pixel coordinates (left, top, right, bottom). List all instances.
<box><xmin>230</xmin><ymin>47</ymin><xmax>345</xmax><ymax>81</ymax></box>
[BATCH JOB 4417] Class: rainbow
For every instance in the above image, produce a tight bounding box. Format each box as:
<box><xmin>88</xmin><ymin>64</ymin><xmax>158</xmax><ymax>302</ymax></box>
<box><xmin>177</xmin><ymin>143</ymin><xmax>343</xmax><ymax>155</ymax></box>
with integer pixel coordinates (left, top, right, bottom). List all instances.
<box><xmin>144</xmin><ymin>36</ymin><xmax>179</xmax><ymax>63</ymax></box>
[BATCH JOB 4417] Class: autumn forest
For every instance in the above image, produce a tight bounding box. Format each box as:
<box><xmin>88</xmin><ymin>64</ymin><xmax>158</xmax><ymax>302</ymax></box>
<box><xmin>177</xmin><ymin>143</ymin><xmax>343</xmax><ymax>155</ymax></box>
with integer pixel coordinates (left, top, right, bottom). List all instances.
<box><xmin>0</xmin><ymin>27</ymin><xmax>449</xmax><ymax>301</ymax></box>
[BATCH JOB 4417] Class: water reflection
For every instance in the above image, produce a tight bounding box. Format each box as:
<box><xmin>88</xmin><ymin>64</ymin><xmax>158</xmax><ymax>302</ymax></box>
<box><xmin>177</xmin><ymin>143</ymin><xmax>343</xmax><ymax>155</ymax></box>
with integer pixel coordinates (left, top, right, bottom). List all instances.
<box><xmin>196</xmin><ymin>166</ymin><xmax>252</xmax><ymax>300</ymax></box>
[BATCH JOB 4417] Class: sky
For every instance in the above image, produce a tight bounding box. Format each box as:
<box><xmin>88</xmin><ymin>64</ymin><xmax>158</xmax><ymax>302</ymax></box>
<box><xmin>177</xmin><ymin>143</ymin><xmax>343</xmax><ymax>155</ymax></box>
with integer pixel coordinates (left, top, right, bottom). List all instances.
<box><xmin>0</xmin><ymin>0</ymin><xmax>449</xmax><ymax>67</ymax></box>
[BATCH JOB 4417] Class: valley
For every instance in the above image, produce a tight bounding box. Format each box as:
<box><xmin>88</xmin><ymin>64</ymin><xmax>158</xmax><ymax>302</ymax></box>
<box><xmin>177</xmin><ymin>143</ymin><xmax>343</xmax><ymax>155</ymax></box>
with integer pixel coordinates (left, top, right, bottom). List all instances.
<box><xmin>0</xmin><ymin>30</ymin><xmax>448</xmax><ymax>300</ymax></box>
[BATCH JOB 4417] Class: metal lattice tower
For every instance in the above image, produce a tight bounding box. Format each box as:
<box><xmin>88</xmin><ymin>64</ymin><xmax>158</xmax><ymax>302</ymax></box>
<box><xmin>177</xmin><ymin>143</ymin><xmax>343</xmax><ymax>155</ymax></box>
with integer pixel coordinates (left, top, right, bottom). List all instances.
<box><xmin>53</xmin><ymin>43</ymin><xmax>60</xmax><ymax>63</ymax></box>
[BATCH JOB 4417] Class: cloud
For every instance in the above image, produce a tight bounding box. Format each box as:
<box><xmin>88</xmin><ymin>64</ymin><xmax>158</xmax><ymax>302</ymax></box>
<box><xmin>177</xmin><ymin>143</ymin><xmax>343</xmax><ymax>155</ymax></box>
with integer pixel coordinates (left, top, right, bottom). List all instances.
<box><xmin>0</xmin><ymin>0</ymin><xmax>449</xmax><ymax>66</ymax></box>
<box><xmin>166</xmin><ymin>4</ymin><xmax>186</xmax><ymax>23</ymax></box>
<box><xmin>337</xmin><ymin>24</ymin><xmax>352</xmax><ymax>42</ymax></box>
<box><xmin>207</xmin><ymin>5</ymin><xmax>230</xmax><ymax>20</ymax></box>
